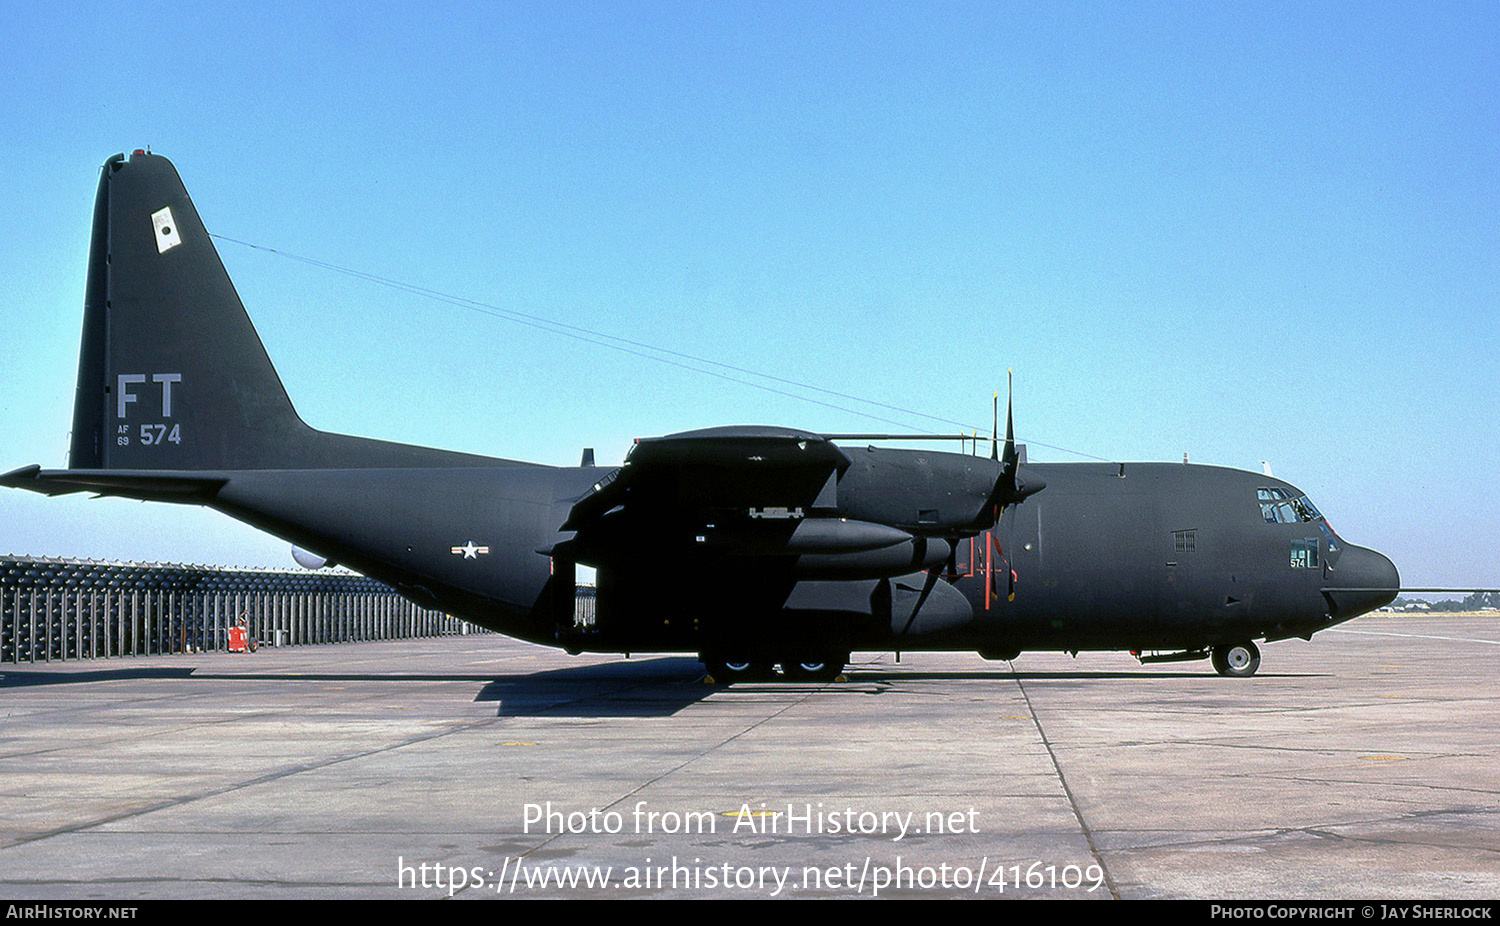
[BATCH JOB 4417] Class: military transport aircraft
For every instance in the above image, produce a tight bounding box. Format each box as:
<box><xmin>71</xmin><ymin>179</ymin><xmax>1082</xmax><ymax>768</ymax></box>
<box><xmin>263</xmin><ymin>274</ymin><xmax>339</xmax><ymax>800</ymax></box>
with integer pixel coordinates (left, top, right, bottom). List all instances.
<box><xmin>2</xmin><ymin>152</ymin><xmax>1401</xmax><ymax>680</ymax></box>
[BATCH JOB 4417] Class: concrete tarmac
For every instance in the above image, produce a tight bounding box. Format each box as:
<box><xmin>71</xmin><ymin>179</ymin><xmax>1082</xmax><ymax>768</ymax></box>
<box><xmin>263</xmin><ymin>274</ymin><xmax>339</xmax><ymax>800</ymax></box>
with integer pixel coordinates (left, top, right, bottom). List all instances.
<box><xmin>0</xmin><ymin>613</ymin><xmax>1496</xmax><ymax>900</ymax></box>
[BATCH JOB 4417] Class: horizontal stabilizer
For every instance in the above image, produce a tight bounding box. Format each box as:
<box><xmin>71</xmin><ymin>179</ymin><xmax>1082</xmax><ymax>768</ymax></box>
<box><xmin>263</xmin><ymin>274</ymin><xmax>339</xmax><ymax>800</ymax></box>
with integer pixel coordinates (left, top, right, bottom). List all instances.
<box><xmin>1</xmin><ymin>464</ymin><xmax>225</xmax><ymax>502</ymax></box>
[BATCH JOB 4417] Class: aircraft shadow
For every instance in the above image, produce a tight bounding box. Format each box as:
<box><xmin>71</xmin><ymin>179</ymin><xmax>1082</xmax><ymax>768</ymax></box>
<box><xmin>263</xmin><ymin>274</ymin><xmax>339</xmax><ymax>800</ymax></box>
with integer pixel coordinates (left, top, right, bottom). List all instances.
<box><xmin>474</xmin><ymin>657</ymin><xmax>714</xmax><ymax>717</ymax></box>
<box><xmin>0</xmin><ymin>658</ymin><xmax>714</xmax><ymax>717</ymax></box>
<box><xmin>0</xmin><ymin>666</ymin><xmax>197</xmax><ymax>687</ymax></box>
<box><xmin>844</xmin><ymin>668</ymin><xmax>1324</xmax><ymax>681</ymax></box>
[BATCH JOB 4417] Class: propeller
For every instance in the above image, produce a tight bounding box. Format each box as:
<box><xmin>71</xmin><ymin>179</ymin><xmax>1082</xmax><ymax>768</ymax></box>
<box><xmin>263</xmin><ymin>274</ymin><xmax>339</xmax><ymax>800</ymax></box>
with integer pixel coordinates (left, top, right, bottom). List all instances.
<box><xmin>983</xmin><ymin>371</ymin><xmax>1043</xmax><ymax>513</ymax></box>
<box><xmin>980</xmin><ymin>372</ymin><xmax>1037</xmax><ymax>607</ymax></box>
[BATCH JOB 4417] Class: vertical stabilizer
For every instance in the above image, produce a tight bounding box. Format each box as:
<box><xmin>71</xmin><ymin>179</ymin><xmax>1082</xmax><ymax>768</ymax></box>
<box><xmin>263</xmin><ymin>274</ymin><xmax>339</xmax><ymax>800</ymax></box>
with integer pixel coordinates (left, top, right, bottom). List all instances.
<box><xmin>70</xmin><ymin>152</ymin><xmax>307</xmax><ymax>470</ymax></box>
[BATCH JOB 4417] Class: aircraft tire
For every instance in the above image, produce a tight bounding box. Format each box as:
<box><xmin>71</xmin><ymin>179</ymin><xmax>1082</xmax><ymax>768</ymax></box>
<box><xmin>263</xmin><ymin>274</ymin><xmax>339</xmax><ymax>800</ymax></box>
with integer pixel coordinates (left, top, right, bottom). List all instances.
<box><xmin>1211</xmin><ymin>642</ymin><xmax>1260</xmax><ymax>678</ymax></box>
<box><xmin>781</xmin><ymin>657</ymin><xmax>844</xmax><ymax>682</ymax></box>
<box><xmin>705</xmin><ymin>658</ymin><xmax>771</xmax><ymax>683</ymax></box>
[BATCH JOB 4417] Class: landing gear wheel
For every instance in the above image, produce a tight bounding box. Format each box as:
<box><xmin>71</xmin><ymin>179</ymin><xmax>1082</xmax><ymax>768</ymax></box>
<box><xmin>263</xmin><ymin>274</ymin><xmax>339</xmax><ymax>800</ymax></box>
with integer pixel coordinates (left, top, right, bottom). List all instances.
<box><xmin>705</xmin><ymin>658</ymin><xmax>771</xmax><ymax>683</ymax></box>
<box><xmin>781</xmin><ymin>657</ymin><xmax>845</xmax><ymax>682</ymax></box>
<box><xmin>1211</xmin><ymin>642</ymin><xmax>1260</xmax><ymax>678</ymax></box>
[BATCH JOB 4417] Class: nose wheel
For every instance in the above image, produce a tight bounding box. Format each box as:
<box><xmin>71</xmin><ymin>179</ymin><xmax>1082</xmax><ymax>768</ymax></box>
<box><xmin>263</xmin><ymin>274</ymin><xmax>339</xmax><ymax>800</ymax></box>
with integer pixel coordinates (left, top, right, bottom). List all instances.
<box><xmin>1211</xmin><ymin>641</ymin><xmax>1261</xmax><ymax>678</ymax></box>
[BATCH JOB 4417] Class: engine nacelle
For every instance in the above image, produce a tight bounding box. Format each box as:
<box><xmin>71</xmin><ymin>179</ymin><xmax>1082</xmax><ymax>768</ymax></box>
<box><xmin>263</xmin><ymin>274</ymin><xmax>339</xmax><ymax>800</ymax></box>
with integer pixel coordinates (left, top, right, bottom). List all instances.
<box><xmin>833</xmin><ymin>446</ymin><xmax>1002</xmax><ymax>534</ymax></box>
<box><xmin>792</xmin><ymin>537</ymin><xmax>951</xmax><ymax>580</ymax></box>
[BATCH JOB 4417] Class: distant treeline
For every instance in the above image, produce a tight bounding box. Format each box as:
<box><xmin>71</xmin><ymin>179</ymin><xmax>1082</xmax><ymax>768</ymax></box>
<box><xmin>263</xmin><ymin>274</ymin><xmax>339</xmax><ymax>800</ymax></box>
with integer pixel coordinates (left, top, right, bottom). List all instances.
<box><xmin>1392</xmin><ymin>591</ymin><xmax>1500</xmax><ymax>611</ymax></box>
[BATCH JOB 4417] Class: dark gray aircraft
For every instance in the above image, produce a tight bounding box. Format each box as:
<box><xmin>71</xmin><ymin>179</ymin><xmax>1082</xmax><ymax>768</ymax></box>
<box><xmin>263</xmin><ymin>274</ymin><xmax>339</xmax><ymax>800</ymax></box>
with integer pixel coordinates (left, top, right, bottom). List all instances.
<box><xmin>2</xmin><ymin>152</ymin><xmax>1401</xmax><ymax>680</ymax></box>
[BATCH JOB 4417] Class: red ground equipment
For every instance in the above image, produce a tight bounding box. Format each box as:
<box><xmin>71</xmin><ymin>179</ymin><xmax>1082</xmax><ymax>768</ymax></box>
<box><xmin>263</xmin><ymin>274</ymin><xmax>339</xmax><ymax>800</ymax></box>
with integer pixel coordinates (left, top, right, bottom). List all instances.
<box><xmin>228</xmin><ymin>625</ymin><xmax>256</xmax><ymax>653</ymax></box>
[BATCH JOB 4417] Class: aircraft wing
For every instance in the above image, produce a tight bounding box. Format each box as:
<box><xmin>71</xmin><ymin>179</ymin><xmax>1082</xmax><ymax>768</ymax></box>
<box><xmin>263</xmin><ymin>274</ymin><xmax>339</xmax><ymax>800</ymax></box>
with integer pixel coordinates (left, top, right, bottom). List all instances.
<box><xmin>561</xmin><ymin>425</ymin><xmax>846</xmax><ymax>546</ymax></box>
<box><xmin>557</xmin><ymin>426</ymin><xmax>954</xmax><ymax>580</ymax></box>
<box><xmin>552</xmin><ymin>426</ymin><xmax>976</xmax><ymax>654</ymax></box>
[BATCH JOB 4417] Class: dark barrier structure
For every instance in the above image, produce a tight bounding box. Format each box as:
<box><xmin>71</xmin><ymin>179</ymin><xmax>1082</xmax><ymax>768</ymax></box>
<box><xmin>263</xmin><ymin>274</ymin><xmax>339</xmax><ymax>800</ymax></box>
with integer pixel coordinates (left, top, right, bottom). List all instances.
<box><xmin>1</xmin><ymin>556</ymin><xmax>488</xmax><ymax>663</ymax></box>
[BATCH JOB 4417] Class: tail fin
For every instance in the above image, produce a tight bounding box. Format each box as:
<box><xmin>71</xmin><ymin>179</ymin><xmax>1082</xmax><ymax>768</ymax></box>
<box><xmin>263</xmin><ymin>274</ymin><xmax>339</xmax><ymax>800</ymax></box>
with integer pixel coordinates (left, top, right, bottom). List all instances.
<box><xmin>66</xmin><ymin>152</ymin><xmax>497</xmax><ymax>473</ymax></box>
<box><xmin>70</xmin><ymin>152</ymin><xmax>307</xmax><ymax>470</ymax></box>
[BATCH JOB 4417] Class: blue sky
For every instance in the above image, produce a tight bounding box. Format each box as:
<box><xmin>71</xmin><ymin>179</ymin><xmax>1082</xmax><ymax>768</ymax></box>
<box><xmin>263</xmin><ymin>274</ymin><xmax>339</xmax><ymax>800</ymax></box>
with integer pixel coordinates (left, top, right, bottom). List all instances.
<box><xmin>1</xmin><ymin>2</ymin><xmax>1495</xmax><ymax>589</ymax></box>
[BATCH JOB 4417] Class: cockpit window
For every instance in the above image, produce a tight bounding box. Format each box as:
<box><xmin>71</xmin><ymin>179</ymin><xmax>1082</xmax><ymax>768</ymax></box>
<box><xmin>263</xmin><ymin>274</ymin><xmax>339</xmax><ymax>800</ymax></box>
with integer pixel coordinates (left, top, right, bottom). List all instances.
<box><xmin>1318</xmin><ymin>520</ymin><xmax>1339</xmax><ymax>553</ymax></box>
<box><xmin>1259</xmin><ymin>489</ymin><xmax>1323</xmax><ymax>525</ymax></box>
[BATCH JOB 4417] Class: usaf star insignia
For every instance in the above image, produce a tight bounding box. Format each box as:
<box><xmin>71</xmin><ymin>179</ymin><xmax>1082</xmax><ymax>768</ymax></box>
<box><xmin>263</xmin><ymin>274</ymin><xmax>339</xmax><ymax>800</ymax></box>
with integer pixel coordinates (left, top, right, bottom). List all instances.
<box><xmin>450</xmin><ymin>541</ymin><xmax>490</xmax><ymax>559</ymax></box>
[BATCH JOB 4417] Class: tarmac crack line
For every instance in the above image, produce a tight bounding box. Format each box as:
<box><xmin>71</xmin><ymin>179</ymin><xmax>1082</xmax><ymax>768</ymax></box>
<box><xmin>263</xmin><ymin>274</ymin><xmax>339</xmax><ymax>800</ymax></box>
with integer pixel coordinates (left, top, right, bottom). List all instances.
<box><xmin>0</xmin><ymin>673</ymin><xmax>676</xmax><ymax>852</ymax></box>
<box><xmin>0</xmin><ymin>714</ymin><xmax>505</xmax><ymax>852</ymax></box>
<box><xmin>455</xmin><ymin>681</ymin><xmax>826</xmax><ymax>898</ymax></box>
<box><xmin>0</xmin><ymin>710</ymin><xmax>287</xmax><ymax>762</ymax></box>
<box><xmin>1098</xmin><ymin>820</ymin><xmax>1500</xmax><ymax>858</ymax></box>
<box><xmin>597</xmin><ymin>683</ymin><xmax>825</xmax><ymax>805</ymax></box>
<box><xmin>1011</xmin><ymin>669</ymin><xmax>1122</xmax><ymax>900</ymax></box>
<box><xmin>1255</xmin><ymin>779</ymin><xmax>1500</xmax><ymax>798</ymax></box>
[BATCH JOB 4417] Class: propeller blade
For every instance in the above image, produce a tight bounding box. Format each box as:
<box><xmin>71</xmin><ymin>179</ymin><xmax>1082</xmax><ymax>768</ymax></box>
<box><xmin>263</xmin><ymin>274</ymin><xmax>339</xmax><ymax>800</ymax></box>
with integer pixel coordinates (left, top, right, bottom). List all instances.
<box><xmin>979</xmin><ymin>371</ymin><xmax>1043</xmax><ymax>516</ymax></box>
<box><xmin>1001</xmin><ymin>370</ymin><xmax>1017</xmax><ymax>479</ymax></box>
<box><xmin>1005</xmin><ymin>499</ymin><xmax>1018</xmax><ymax>602</ymax></box>
<box><xmin>898</xmin><ymin>551</ymin><xmax>949</xmax><ymax>637</ymax></box>
<box><xmin>901</xmin><ymin>566</ymin><xmax>944</xmax><ymax>636</ymax></box>
<box><xmin>984</xmin><ymin>527</ymin><xmax>994</xmax><ymax>609</ymax></box>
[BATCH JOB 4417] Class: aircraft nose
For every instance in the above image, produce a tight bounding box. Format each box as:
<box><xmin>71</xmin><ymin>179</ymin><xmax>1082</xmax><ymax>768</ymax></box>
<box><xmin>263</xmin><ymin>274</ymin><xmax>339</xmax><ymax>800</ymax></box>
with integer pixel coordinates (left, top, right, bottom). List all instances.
<box><xmin>1324</xmin><ymin>544</ymin><xmax>1400</xmax><ymax>621</ymax></box>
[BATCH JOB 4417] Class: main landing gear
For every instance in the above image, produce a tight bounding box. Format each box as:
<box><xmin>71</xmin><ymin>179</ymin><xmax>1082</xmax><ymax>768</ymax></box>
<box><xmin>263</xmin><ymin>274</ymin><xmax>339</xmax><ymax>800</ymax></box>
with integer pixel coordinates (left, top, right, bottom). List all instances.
<box><xmin>1211</xmin><ymin>641</ymin><xmax>1261</xmax><ymax>678</ymax></box>
<box><xmin>703</xmin><ymin>654</ymin><xmax>847</xmax><ymax>684</ymax></box>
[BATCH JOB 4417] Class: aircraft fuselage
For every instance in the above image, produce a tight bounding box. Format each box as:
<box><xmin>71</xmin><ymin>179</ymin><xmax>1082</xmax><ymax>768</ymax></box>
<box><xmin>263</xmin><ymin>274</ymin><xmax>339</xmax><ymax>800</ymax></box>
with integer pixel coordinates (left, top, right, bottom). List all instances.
<box><xmin>175</xmin><ymin>453</ymin><xmax>1397</xmax><ymax>669</ymax></box>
